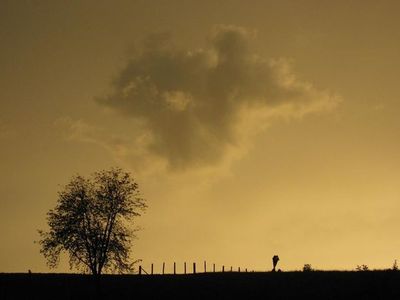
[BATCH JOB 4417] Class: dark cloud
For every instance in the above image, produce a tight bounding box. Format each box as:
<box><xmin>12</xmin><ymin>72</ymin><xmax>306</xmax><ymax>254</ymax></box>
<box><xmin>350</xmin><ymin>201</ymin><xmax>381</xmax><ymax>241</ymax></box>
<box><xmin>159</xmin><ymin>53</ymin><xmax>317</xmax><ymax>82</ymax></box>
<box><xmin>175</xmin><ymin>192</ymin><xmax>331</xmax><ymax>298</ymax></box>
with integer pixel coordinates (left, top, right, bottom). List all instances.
<box><xmin>98</xmin><ymin>25</ymin><xmax>340</xmax><ymax>170</ymax></box>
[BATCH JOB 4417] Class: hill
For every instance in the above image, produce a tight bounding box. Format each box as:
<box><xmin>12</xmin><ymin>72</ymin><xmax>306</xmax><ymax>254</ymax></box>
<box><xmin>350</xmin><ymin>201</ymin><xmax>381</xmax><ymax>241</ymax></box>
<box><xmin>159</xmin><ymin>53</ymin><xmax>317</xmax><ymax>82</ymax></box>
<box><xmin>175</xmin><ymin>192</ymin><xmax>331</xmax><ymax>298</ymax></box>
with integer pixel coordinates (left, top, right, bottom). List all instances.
<box><xmin>1</xmin><ymin>271</ymin><xmax>400</xmax><ymax>299</ymax></box>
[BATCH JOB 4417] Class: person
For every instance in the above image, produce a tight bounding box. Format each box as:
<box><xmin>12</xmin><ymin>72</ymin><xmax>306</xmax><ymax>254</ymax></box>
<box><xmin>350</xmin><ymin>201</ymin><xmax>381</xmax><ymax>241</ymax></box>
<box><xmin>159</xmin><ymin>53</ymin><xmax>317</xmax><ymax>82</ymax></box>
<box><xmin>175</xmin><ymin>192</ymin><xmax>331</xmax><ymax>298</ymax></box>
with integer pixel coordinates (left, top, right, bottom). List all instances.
<box><xmin>272</xmin><ymin>255</ymin><xmax>279</xmax><ymax>272</ymax></box>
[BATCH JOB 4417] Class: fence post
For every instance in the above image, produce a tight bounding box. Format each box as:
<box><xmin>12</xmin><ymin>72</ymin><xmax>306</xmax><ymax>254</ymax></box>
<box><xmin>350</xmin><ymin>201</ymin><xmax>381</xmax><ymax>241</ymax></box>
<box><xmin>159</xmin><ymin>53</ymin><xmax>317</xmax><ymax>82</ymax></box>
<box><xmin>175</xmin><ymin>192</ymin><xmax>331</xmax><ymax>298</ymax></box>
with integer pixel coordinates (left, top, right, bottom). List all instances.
<box><xmin>230</xmin><ymin>266</ymin><xmax>233</xmax><ymax>272</ymax></box>
<box><xmin>222</xmin><ymin>265</ymin><xmax>225</xmax><ymax>273</ymax></box>
<box><xmin>193</xmin><ymin>262</ymin><xmax>196</xmax><ymax>274</ymax></box>
<box><xmin>238</xmin><ymin>267</ymin><xmax>240</xmax><ymax>273</ymax></box>
<box><xmin>139</xmin><ymin>265</ymin><xmax>142</xmax><ymax>275</ymax></box>
<box><xmin>204</xmin><ymin>261</ymin><xmax>207</xmax><ymax>273</ymax></box>
<box><xmin>151</xmin><ymin>264</ymin><xmax>154</xmax><ymax>275</ymax></box>
<box><xmin>174</xmin><ymin>262</ymin><xmax>176</xmax><ymax>275</ymax></box>
<box><xmin>213</xmin><ymin>263</ymin><xmax>215</xmax><ymax>273</ymax></box>
<box><xmin>162</xmin><ymin>262</ymin><xmax>165</xmax><ymax>275</ymax></box>
<box><xmin>184</xmin><ymin>262</ymin><xmax>187</xmax><ymax>274</ymax></box>
<box><xmin>245</xmin><ymin>268</ymin><xmax>248</xmax><ymax>272</ymax></box>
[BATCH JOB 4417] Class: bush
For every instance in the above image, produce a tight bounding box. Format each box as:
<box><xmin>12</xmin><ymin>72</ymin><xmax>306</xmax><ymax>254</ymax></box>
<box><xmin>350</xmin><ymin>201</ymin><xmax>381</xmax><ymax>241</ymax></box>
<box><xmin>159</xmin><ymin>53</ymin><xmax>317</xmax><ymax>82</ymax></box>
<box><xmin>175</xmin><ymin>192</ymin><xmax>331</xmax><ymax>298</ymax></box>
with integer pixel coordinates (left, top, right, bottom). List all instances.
<box><xmin>303</xmin><ymin>264</ymin><xmax>313</xmax><ymax>272</ymax></box>
<box><xmin>356</xmin><ymin>264</ymin><xmax>369</xmax><ymax>271</ymax></box>
<box><xmin>392</xmin><ymin>260</ymin><xmax>398</xmax><ymax>271</ymax></box>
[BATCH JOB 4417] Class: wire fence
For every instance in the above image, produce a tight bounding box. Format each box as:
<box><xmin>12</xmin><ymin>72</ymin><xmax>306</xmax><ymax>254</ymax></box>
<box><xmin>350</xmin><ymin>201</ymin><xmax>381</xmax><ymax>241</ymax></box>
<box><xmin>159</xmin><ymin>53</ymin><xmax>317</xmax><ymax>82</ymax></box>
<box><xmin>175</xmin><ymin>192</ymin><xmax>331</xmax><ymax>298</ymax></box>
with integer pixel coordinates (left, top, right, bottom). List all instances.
<box><xmin>138</xmin><ymin>261</ymin><xmax>256</xmax><ymax>275</ymax></box>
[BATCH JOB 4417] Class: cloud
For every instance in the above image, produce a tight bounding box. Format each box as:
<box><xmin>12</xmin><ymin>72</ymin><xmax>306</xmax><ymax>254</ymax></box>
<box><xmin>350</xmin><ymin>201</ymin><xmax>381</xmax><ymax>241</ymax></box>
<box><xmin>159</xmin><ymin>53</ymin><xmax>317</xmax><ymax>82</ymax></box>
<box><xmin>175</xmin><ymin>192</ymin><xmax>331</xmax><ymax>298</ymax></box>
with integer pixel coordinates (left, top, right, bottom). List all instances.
<box><xmin>54</xmin><ymin>117</ymin><xmax>167</xmax><ymax>176</ymax></box>
<box><xmin>98</xmin><ymin>25</ymin><xmax>341</xmax><ymax>171</ymax></box>
<box><xmin>54</xmin><ymin>117</ymin><xmax>134</xmax><ymax>161</ymax></box>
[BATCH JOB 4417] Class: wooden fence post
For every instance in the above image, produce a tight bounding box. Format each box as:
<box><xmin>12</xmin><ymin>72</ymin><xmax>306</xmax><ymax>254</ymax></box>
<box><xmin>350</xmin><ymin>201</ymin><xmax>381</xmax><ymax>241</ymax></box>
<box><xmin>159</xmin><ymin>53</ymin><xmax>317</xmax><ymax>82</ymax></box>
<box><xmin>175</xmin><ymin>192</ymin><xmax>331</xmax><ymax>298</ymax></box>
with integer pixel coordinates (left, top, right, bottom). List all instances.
<box><xmin>222</xmin><ymin>265</ymin><xmax>225</xmax><ymax>273</ymax></box>
<box><xmin>162</xmin><ymin>262</ymin><xmax>165</xmax><ymax>275</ymax></box>
<box><xmin>151</xmin><ymin>264</ymin><xmax>154</xmax><ymax>275</ymax></box>
<box><xmin>193</xmin><ymin>262</ymin><xmax>196</xmax><ymax>274</ymax></box>
<box><xmin>245</xmin><ymin>268</ymin><xmax>248</xmax><ymax>272</ymax></box>
<box><xmin>213</xmin><ymin>263</ymin><xmax>215</xmax><ymax>273</ymax></box>
<box><xmin>174</xmin><ymin>262</ymin><xmax>176</xmax><ymax>275</ymax></box>
<box><xmin>139</xmin><ymin>265</ymin><xmax>142</xmax><ymax>275</ymax></box>
<box><xmin>230</xmin><ymin>266</ymin><xmax>233</xmax><ymax>272</ymax></box>
<box><xmin>184</xmin><ymin>262</ymin><xmax>187</xmax><ymax>274</ymax></box>
<box><xmin>204</xmin><ymin>261</ymin><xmax>206</xmax><ymax>273</ymax></box>
<box><xmin>238</xmin><ymin>267</ymin><xmax>240</xmax><ymax>273</ymax></box>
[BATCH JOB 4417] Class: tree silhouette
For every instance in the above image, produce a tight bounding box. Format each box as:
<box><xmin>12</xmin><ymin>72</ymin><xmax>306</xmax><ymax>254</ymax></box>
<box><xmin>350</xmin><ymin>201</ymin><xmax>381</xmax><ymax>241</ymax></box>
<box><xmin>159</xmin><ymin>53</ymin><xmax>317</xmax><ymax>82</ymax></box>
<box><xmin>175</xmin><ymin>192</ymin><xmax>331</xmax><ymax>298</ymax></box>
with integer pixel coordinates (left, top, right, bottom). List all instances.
<box><xmin>38</xmin><ymin>168</ymin><xmax>146</xmax><ymax>275</ymax></box>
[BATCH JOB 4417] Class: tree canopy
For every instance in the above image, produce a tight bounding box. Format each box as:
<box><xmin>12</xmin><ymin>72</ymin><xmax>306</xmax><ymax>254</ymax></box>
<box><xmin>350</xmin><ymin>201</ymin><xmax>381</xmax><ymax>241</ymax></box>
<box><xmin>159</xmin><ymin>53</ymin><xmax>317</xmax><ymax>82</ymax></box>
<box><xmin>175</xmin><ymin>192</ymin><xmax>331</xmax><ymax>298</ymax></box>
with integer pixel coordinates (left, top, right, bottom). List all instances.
<box><xmin>38</xmin><ymin>168</ymin><xmax>146</xmax><ymax>275</ymax></box>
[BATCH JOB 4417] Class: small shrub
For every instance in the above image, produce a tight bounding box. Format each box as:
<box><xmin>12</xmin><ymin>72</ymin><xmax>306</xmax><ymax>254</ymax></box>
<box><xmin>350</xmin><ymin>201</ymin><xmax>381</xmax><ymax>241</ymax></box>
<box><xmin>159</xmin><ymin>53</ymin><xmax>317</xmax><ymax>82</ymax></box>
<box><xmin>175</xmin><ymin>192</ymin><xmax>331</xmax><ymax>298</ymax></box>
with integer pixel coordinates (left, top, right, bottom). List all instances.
<box><xmin>356</xmin><ymin>264</ymin><xmax>369</xmax><ymax>271</ymax></box>
<box><xmin>303</xmin><ymin>264</ymin><xmax>313</xmax><ymax>272</ymax></box>
<box><xmin>392</xmin><ymin>260</ymin><xmax>398</xmax><ymax>271</ymax></box>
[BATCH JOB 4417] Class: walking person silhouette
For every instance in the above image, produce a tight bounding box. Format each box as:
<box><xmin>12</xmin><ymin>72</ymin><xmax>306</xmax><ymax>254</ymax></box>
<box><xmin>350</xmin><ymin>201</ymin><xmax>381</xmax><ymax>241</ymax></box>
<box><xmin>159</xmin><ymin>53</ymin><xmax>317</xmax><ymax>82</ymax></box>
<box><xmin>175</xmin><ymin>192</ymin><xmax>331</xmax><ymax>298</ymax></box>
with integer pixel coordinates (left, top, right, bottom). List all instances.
<box><xmin>272</xmin><ymin>255</ymin><xmax>279</xmax><ymax>272</ymax></box>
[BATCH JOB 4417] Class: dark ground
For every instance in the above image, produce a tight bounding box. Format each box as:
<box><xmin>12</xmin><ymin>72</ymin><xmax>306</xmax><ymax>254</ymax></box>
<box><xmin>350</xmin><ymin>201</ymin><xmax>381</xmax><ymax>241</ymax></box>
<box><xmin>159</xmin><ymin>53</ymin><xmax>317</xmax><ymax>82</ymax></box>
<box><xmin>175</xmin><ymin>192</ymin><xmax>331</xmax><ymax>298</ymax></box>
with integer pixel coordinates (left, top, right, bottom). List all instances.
<box><xmin>1</xmin><ymin>271</ymin><xmax>400</xmax><ymax>300</ymax></box>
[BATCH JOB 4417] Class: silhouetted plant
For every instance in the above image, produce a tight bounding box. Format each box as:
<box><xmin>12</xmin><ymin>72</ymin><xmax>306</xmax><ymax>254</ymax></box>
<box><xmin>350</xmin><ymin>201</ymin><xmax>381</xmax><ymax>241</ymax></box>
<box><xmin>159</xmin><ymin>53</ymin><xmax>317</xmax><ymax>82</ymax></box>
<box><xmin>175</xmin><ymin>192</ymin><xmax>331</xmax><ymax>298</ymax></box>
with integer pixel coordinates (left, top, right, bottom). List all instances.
<box><xmin>37</xmin><ymin>167</ymin><xmax>147</xmax><ymax>275</ymax></box>
<box><xmin>392</xmin><ymin>260</ymin><xmax>398</xmax><ymax>271</ymax></box>
<box><xmin>356</xmin><ymin>264</ymin><xmax>369</xmax><ymax>271</ymax></box>
<box><xmin>303</xmin><ymin>264</ymin><xmax>313</xmax><ymax>272</ymax></box>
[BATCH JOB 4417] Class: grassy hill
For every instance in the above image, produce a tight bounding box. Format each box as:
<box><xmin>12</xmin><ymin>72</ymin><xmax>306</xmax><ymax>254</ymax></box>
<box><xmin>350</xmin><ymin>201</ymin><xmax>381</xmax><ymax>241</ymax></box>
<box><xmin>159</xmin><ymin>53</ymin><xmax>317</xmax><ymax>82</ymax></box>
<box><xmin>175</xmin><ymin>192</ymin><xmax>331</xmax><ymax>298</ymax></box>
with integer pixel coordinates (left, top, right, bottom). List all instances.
<box><xmin>1</xmin><ymin>271</ymin><xmax>400</xmax><ymax>299</ymax></box>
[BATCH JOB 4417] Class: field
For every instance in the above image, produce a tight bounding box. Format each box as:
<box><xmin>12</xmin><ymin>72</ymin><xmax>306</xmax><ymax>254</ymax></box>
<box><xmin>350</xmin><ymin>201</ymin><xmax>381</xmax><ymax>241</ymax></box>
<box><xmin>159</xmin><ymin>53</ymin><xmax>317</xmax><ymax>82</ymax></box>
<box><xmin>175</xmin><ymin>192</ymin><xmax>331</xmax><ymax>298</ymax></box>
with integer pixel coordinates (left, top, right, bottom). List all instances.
<box><xmin>1</xmin><ymin>271</ymin><xmax>400</xmax><ymax>299</ymax></box>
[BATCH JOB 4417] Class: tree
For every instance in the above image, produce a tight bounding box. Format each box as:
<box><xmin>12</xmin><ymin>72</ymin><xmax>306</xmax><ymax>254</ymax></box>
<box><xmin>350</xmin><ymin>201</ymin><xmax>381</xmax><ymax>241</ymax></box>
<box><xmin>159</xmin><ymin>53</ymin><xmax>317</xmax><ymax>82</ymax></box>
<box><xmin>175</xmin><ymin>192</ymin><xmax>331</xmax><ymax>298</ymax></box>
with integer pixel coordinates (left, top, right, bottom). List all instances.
<box><xmin>38</xmin><ymin>168</ymin><xmax>146</xmax><ymax>275</ymax></box>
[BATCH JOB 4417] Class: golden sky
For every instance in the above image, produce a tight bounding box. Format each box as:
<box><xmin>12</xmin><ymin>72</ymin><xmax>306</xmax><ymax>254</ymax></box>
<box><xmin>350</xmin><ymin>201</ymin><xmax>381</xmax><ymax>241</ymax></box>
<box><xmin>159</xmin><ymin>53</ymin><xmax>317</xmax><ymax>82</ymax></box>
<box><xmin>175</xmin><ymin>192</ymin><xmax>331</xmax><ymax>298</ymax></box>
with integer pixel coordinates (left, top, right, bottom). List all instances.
<box><xmin>1</xmin><ymin>0</ymin><xmax>400</xmax><ymax>272</ymax></box>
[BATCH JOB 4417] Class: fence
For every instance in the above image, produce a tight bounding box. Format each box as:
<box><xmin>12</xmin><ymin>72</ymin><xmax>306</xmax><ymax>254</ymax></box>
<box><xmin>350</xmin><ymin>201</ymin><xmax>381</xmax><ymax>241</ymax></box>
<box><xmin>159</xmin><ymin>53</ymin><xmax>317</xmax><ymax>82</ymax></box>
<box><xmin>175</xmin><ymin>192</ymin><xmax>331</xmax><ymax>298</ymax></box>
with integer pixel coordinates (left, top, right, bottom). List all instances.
<box><xmin>138</xmin><ymin>261</ymin><xmax>252</xmax><ymax>275</ymax></box>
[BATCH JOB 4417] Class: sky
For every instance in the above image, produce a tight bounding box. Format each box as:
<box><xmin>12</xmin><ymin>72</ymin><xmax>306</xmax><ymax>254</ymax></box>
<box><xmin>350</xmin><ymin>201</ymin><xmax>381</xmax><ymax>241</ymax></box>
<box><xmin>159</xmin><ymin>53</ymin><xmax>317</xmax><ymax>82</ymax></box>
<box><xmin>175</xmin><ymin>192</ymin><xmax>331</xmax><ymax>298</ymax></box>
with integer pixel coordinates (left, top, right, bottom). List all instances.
<box><xmin>1</xmin><ymin>0</ymin><xmax>400</xmax><ymax>273</ymax></box>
